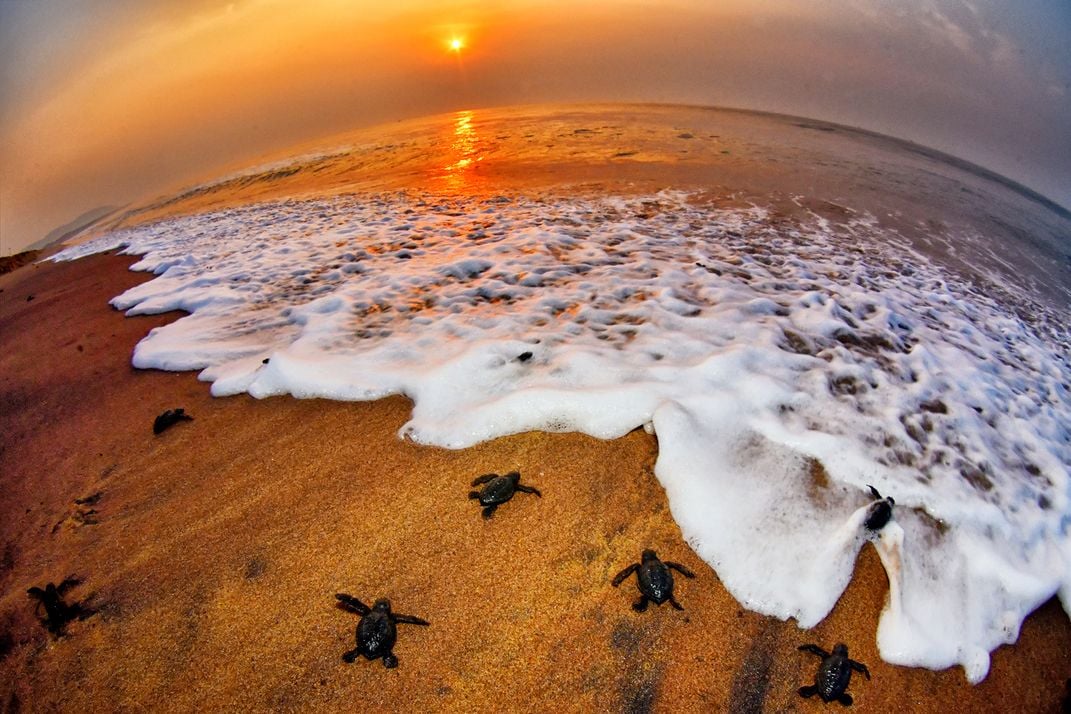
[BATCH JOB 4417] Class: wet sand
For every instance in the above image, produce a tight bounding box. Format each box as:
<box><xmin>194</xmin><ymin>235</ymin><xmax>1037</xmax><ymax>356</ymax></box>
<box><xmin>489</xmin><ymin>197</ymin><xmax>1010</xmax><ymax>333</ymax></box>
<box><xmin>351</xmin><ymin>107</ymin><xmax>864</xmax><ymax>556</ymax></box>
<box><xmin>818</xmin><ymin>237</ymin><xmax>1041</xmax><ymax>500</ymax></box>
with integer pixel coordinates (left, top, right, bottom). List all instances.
<box><xmin>1</xmin><ymin>252</ymin><xmax>1069</xmax><ymax>711</ymax></box>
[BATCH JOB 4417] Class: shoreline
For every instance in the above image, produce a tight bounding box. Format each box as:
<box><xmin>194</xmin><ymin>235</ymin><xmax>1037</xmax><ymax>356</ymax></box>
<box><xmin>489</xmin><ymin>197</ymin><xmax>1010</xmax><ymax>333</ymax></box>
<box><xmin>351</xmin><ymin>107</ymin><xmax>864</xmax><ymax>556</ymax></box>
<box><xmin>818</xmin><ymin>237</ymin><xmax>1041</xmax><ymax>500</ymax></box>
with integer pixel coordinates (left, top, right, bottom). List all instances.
<box><xmin>1</xmin><ymin>252</ymin><xmax>1069</xmax><ymax>710</ymax></box>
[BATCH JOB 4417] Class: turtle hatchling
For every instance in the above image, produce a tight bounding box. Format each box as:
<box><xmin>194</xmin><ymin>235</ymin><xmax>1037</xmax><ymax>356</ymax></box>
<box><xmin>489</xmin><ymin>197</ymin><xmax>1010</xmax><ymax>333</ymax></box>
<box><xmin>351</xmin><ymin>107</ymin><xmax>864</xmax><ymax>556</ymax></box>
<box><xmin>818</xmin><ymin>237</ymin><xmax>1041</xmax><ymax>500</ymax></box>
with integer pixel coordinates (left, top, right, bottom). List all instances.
<box><xmin>335</xmin><ymin>594</ymin><xmax>429</xmax><ymax>668</ymax></box>
<box><xmin>798</xmin><ymin>642</ymin><xmax>870</xmax><ymax>706</ymax></box>
<box><xmin>611</xmin><ymin>549</ymin><xmax>695</xmax><ymax>612</ymax></box>
<box><xmin>468</xmin><ymin>471</ymin><xmax>541</xmax><ymax>519</ymax></box>
<box><xmin>864</xmin><ymin>485</ymin><xmax>895</xmax><ymax>531</ymax></box>
<box><xmin>27</xmin><ymin>578</ymin><xmax>93</xmax><ymax>636</ymax></box>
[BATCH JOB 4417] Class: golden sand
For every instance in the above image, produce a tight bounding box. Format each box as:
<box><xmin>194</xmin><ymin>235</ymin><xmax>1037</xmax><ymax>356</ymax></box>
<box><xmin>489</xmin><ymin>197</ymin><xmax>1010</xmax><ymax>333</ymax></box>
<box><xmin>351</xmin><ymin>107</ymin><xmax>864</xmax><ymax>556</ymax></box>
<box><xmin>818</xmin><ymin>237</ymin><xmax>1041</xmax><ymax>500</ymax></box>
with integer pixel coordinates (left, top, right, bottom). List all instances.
<box><xmin>1</xmin><ymin>250</ymin><xmax>1069</xmax><ymax>712</ymax></box>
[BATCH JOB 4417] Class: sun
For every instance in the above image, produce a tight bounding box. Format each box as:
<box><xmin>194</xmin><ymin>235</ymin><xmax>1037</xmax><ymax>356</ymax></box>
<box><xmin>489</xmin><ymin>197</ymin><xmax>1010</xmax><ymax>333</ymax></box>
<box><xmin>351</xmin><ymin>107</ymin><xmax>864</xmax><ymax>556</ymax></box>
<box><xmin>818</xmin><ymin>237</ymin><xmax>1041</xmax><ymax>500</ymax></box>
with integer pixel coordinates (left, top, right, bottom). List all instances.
<box><xmin>449</xmin><ymin>37</ymin><xmax>464</xmax><ymax>52</ymax></box>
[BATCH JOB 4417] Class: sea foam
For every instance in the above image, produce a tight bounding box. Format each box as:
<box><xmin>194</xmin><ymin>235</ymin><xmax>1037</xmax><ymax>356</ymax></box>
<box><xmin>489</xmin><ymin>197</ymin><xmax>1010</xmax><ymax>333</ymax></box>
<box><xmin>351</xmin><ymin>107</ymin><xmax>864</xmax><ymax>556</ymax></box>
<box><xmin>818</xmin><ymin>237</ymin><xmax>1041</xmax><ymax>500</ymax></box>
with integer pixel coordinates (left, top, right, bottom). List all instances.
<box><xmin>53</xmin><ymin>190</ymin><xmax>1071</xmax><ymax>682</ymax></box>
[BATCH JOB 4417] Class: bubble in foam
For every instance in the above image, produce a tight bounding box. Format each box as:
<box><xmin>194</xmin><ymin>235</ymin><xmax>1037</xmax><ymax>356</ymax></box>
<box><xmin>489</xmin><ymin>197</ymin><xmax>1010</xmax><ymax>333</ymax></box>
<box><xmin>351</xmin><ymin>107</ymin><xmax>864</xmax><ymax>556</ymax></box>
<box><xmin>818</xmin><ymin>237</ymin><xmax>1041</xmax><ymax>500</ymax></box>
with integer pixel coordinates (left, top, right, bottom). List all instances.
<box><xmin>53</xmin><ymin>189</ymin><xmax>1071</xmax><ymax>682</ymax></box>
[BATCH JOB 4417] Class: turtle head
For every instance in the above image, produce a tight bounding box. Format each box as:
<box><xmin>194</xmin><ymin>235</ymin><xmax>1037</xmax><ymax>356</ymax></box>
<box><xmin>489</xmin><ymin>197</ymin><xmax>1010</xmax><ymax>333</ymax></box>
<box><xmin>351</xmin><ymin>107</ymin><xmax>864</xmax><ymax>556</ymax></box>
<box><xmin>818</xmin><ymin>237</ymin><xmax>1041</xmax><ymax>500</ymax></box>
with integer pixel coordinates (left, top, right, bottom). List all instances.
<box><xmin>372</xmin><ymin>599</ymin><xmax>392</xmax><ymax>613</ymax></box>
<box><xmin>832</xmin><ymin>643</ymin><xmax>848</xmax><ymax>657</ymax></box>
<box><xmin>641</xmin><ymin>549</ymin><xmax>658</xmax><ymax>562</ymax></box>
<box><xmin>505</xmin><ymin>471</ymin><xmax>521</xmax><ymax>484</ymax></box>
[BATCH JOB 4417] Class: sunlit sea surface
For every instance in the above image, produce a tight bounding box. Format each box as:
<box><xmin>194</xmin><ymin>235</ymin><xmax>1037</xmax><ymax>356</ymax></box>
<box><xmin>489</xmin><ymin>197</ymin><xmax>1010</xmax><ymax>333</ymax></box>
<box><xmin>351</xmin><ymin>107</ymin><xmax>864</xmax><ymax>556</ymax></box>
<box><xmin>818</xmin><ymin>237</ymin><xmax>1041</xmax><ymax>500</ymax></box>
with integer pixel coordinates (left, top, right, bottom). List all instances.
<box><xmin>55</xmin><ymin>105</ymin><xmax>1071</xmax><ymax>682</ymax></box>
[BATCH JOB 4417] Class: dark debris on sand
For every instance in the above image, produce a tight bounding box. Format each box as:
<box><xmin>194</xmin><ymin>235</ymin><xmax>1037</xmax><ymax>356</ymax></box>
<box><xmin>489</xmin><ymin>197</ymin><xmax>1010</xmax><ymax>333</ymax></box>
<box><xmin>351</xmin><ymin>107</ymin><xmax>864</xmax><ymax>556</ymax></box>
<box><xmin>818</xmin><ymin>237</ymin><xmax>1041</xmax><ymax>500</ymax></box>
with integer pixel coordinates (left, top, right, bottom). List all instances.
<box><xmin>153</xmin><ymin>408</ymin><xmax>193</xmax><ymax>435</ymax></box>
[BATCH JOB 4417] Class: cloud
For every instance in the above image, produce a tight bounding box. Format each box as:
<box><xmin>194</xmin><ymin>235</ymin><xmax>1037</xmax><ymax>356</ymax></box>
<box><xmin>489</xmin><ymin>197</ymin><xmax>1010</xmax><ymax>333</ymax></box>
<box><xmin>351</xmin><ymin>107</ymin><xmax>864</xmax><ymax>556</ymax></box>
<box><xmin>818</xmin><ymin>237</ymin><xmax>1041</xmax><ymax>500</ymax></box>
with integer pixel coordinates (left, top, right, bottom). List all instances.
<box><xmin>921</xmin><ymin>4</ymin><xmax>975</xmax><ymax>56</ymax></box>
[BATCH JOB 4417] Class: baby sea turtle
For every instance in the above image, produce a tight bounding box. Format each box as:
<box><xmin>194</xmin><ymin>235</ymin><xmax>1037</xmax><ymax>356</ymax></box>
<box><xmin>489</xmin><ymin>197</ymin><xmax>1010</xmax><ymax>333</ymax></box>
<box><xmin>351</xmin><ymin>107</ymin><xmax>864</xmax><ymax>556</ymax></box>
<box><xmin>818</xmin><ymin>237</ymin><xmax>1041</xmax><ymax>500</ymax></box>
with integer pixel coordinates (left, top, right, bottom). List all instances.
<box><xmin>798</xmin><ymin>642</ymin><xmax>870</xmax><ymax>706</ymax></box>
<box><xmin>27</xmin><ymin>578</ymin><xmax>93</xmax><ymax>636</ymax></box>
<box><xmin>153</xmin><ymin>408</ymin><xmax>193</xmax><ymax>435</ymax></box>
<box><xmin>335</xmin><ymin>594</ymin><xmax>429</xmax><ymax>668</ymax></box>
<box><xmin>468</xmin><ymin>471</ymin><xmax>541</xmax><ymax>519</ymax></box>
<box><xmin>864</xmin><ymin>485</ymin><xmax>895</xmax><ymax>531</ymax></box>
<box><xmin>611</xmin><ymin>549</ymin><xmax>695</xmax><ymax>612</ymax></box>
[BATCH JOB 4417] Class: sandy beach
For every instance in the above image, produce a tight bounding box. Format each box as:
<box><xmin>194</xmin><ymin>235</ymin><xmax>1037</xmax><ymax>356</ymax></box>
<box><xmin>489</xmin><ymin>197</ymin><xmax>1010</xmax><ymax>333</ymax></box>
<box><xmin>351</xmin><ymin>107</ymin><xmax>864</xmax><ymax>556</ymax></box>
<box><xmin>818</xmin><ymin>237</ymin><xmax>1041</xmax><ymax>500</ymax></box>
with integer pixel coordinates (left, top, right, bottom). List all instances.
<box><xmin>1</xmin><ymin>250</ymin><xmax>1069</xmax><ymax>712</ymax></box>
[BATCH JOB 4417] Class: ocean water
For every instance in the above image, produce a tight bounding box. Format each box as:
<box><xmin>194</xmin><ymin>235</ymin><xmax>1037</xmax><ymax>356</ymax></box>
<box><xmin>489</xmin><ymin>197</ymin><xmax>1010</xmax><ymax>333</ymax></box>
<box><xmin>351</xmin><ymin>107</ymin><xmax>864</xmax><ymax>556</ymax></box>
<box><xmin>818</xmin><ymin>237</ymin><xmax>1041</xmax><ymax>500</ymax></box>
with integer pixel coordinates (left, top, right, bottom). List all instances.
<box><xmin>52</xmin><ymin>109</ymin><xmax>1071</xmax><ymax>683</ymax></box>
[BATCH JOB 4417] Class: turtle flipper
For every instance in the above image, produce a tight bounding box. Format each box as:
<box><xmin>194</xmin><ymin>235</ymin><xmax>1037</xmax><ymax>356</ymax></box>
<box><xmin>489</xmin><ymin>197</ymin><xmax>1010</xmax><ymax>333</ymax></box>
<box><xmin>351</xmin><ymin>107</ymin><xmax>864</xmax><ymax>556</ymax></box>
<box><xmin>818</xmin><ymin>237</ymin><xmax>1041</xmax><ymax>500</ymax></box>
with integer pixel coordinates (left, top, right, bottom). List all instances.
<box><xmin>342</xmin><ymin>648</ymin><xmax>361</xmax><ymax>663</ymax></box>
<box><xmin>382</xmin><ymin>652</ymin><xmax>398</xmax><ymax>669</ymax></box>
<box><xmin>838</xmin><ymin>692</ymin><xmax>853</xmax><ymax>706</ymax></box>
<box><xmin>56</xmin><ymin>577</ymin><xmax>82</xmax><ymax>595</ymax></box>
<box><xmin>632</xmin><ymin>595</ymin><xmax>649</xmax><ymax>612</ymax></box>
<box><xmin>471</xmin><ymin>473</ymin><xmax>497</xmax><ymax>486</ymax></box>
<box><xmin>669</xmin><ymin>595</ymin><xmax>684</xmax><ymax>611</ymax></box>
<box><xmin>335</xmin><ymin>593</ymin><xmax>371</xmax><ymax>615</ymax></box>
<box><xmin>798</xmin><ymin>644</ymin><xmax>829</xmax><ymax>658</ymax></box>
<box><xmin>481</xmin><ymin>504</ymin><xmax>498</xmax><ymax>519</ymax></box>
<box><xmin>666</xmin><ymin>561</ymin><xmax>695</xmax><ymax>578</ymax></box>
<box><xmin>798</xmin><ymin>685</ymin><xmax>817</xmax><ymax>699</ymax></box>
<box><xmin>611</xmin><ymin>563</ymin><xmax>639</xmax><ymax>587</ymax></box>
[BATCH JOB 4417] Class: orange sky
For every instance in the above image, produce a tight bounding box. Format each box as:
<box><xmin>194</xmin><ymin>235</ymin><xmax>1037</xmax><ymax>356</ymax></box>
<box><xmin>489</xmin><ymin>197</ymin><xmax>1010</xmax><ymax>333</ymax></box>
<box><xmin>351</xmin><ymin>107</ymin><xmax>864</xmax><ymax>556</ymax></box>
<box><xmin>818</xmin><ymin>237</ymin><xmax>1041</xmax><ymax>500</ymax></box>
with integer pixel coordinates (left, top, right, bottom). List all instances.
<box><xmin>1</xmin><ymin>0</ymin><xmax>1069</xmax><ymax>254</ymax></box>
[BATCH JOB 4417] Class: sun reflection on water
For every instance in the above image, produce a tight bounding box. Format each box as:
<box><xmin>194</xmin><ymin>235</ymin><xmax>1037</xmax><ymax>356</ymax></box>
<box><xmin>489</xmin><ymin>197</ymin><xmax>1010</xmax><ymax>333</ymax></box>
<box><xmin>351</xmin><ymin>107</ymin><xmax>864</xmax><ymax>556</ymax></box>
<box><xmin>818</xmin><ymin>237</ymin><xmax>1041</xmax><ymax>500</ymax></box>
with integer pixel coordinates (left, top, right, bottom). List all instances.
<box><xmin>442</xmin><ymin>110</ymin><xmax>484</xmax><ymax>190</ymax></box>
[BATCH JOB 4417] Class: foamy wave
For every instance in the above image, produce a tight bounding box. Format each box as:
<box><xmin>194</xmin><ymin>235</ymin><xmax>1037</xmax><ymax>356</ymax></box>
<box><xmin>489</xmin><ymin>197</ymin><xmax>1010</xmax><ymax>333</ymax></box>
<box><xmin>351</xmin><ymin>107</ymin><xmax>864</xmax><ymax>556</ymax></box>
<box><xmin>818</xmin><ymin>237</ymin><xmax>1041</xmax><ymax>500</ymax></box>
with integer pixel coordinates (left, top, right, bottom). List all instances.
<box><xmin>53</xmin><ymin>190</ymin><xmax>1071</xmax><ymax>682</ymax></box>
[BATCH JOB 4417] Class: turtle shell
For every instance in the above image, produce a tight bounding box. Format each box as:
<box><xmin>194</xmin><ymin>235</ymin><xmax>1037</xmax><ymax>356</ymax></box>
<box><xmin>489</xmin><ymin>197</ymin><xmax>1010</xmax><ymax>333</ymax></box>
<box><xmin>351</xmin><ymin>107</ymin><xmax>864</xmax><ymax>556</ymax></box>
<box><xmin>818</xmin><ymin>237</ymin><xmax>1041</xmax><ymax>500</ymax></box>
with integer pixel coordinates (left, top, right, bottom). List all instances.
<box><xmin>637</xmin><ymin>561</ymin><xmax>674</xmax><ymax>603</ymax></box>
<box><xmin>357</xmin><ymin>611</ymin><xmax>397</xmax><ymax>659</ymax></box>
<box><xmin>816</xmin><ymin>653</ymin><xmax>853</xmax><ymax>701</ymax></box>
<box><xmin>478</xmin><ymin>475</ymin><xmax>517</xmax><ymax>506</ymax></box>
